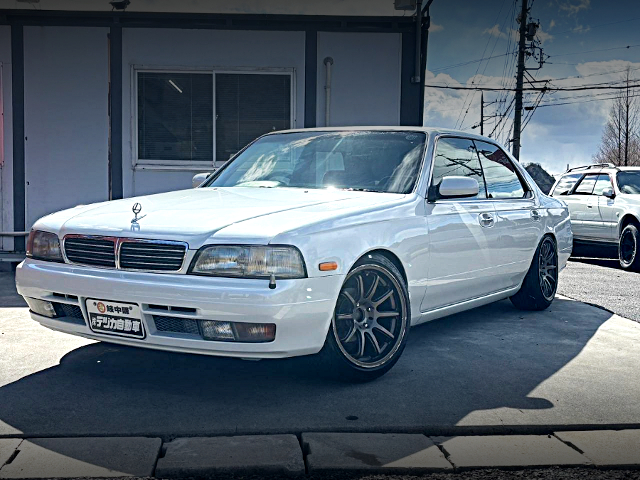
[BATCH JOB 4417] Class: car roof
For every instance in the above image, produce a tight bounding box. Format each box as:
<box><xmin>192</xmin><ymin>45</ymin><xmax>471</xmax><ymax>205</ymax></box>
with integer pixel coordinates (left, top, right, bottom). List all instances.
<box><xmin>269</xmin><ymin>126</ymin><xmax>501</xmax><ymax>145</ymax></box>
<box><xmin>561</xmin><ymin>166</ymin><xmax>640</xmax><ymax>176</ymax></box>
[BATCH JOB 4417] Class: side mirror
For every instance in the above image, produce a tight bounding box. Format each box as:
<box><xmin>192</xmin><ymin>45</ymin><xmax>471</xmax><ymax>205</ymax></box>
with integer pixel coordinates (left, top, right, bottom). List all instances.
<box><xmin>192</xmin><ymin>172</ymin><xmax>211</xmax><ymax>188</ymax></box>
<box><xmin>602</xmin><ymin>187</ymin><xmax>615</xmax><ymax>199</ymax></box>
<box><xmin>438</xmin><ymin>176</ymin><xmax>479</xmax><ymax>199</ymax></box>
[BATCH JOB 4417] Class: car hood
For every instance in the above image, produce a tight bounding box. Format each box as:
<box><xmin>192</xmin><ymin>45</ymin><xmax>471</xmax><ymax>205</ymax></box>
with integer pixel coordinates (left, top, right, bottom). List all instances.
<box><xmin>49</xmin><ymin>187</ymin><xmax>399</xmax><ymax>247</ymax></box>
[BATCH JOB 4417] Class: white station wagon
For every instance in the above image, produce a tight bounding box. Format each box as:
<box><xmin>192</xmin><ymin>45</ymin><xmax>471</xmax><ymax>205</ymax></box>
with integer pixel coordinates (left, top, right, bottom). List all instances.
<box><xmin>16</xmin><ymin>127</ymin><xmax>572</xmax><ymax>381</ymax></box>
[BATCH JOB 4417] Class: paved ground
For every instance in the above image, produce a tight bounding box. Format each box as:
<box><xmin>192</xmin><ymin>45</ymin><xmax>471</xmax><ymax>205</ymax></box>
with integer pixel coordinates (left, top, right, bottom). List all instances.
<box><xmin>559</xmin><ymin>257</ymin><xmax>640</xmax><ymax>322</ymax></box>
<box><xmin>2</xmin><ymin>270</ymin><xmax>640</xmax><ymax>439</ymax></box>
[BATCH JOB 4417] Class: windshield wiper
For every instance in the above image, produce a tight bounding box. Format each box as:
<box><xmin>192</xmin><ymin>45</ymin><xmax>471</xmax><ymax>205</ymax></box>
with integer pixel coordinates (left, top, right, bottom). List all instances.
<box><xmin>340</xmin><ymin>187</ymin><xmax>380</xmax><ymax>193</ymax></box>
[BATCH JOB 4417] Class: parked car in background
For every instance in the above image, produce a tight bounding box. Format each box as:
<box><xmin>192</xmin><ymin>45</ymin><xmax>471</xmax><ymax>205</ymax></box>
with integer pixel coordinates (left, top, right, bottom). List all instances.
<box><xmin>16</xmin><ymin>128</ymin><xmax>572</xmax><ymax>381</ymax></box>
<box><xmin>550</xmin><ymin>163</ymin><xmax>640</xmax><ymax>271</ymax></box>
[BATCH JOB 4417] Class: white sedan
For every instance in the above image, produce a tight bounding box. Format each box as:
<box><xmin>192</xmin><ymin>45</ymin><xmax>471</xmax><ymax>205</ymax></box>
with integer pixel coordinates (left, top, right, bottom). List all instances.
<box><xmin>16</xmin><ymin>127</ymin><xmax>572</xmax><ymax>381</ymax></box>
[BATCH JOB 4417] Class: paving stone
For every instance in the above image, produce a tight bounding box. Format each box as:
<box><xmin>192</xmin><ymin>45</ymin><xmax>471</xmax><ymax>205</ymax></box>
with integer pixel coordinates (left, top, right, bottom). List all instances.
<box><xmin>0</xmin><ymin>440</ymin><xmax>21</xmax><ymax>468</ymax></box>
<box><xmin>434</xmin><ymin>434</ymin><xmax>592</xmax><ymax>470</ymax></box>
<box><xmin>0</xmin><ymin>437</ymin><xmax>161</xmax><ymax>478</ymax></box>
<box><xmin>155</xmin><ymin>435</ymin><xmax>304</xmax><ymax>477</ymax></box>
<box><xmin>302</xmin><ymin>432</ymin><xmax>452</xmax><ymax>472</ymax></box>
<box><xmin>555</xmin><ymin>430</ymin><xmax>640</xmax><ymax>467</ymax></box>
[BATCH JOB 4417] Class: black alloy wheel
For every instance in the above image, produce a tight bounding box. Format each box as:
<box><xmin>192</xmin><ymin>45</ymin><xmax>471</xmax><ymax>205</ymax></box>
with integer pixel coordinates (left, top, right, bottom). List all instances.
<box><xmin>317</xmin><ymin>254</ymin><xmax>410</xmax><ymax>381</ymax></box>
<box><xmin>510</xmin><ymin>236</ymin><xmax>558</xmax><ymax>311</ymax></box>
<box><xmin>619</xmin><ymin>224</ymin><xmax>640</xmax><ymax>271</ymax></box>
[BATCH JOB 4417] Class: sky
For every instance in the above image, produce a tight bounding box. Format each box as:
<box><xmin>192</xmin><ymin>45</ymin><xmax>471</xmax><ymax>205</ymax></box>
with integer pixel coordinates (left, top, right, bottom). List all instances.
<box><xmin>423</xmin><ymin>0</ymin><xmax>640</xmax><ymax>175</ymax></box>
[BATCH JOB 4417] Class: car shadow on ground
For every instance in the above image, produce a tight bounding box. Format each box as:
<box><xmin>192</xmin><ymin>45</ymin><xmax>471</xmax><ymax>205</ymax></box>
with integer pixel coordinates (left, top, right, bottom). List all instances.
<box><xmin>0</xmin><ymin>294</ymin><xmax>613</xmax><ymax>439</ymax></box>
<box><xmin>570</xmin><ymin>257</ymin><xmax>623</xmax><ymax>270</ymax></box>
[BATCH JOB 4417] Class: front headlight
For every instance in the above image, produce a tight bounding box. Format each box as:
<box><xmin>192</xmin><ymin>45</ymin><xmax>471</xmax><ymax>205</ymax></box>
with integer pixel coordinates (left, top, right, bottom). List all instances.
<box><xmin>189</xmin><ymin>245</ymin><xmax>306</xmax><ymax>279</ymax></box>
<box><xmin>26</xmin><ymin>230</ymin><xmax>64</xmax><ymax>262</ymax></box>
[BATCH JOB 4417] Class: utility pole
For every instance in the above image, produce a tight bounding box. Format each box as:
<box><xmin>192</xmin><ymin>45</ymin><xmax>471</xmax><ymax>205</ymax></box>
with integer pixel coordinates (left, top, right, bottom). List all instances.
<box><xmin>480</xmin><ymin>92</ymin><xmax>484</xmax><ymax>135</ymax></box>
<box><xmin>512</xmin><ymin>0</ymin><xmax>528</xmax><ymax>160</ymax></box>
<box><xmin>625</xmin><ymin>70</ymin><xmax>630</xmax><ymax>166</ymax></box>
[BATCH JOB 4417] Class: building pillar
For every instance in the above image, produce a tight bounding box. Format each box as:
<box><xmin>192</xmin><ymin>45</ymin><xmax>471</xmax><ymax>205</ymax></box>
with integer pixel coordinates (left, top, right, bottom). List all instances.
<box><xmin>11</xmin><ymin>24</ymin><xmax>25</xmax><ymax>251</ymax></box>
<box><xmin>304</xmin><ymin>29</ymin><xmax>317</xmax><ymax>128</ymax></box>
<box><xmin>400</xmin><ymin>30</ymin><xmax>422</xmax><ymax>127</ymax></box>
<box><xmin>109</xmin><ymin>25</ymin><xmax>123</xmax><ymax>200</ymax></box>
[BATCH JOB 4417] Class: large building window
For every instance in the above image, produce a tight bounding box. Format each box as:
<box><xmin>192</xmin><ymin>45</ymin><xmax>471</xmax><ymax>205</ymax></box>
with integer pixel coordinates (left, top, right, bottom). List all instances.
<box><xmin>135</xmin><ymin>69</ymin><xmax>293</xmax><ymax>167</ymax></box>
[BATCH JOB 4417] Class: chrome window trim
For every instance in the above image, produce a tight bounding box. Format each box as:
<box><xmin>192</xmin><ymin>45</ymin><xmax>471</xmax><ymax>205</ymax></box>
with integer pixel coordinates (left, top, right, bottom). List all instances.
<box><xmin>62</xmin><ymin>235</ymin><xmax>189</xmax><ymax>274</ymax></box>
<box><xmin>426</xmin><ymin>134</ymin><xmax>536</xmax><ymax>203</ymax></box>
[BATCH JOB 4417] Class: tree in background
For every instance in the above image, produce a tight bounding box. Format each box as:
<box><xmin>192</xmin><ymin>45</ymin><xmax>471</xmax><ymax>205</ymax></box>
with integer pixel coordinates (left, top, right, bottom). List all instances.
<box><xmin>525</xmin><ymin>163</ymin><xmax>555</xmax><ymax>194</ymax></box>
<box><xmin>594</xmin><ymin>67</ymin><xmax>640</xmax><ymax>166</ymax></box>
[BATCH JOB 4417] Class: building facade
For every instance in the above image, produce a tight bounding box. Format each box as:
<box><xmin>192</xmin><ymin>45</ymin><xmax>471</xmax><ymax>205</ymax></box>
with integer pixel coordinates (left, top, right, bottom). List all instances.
<box><xmin>0</xmin><ymin>0</ymin><xmax>427</xmax><ymax>255</ymax></box>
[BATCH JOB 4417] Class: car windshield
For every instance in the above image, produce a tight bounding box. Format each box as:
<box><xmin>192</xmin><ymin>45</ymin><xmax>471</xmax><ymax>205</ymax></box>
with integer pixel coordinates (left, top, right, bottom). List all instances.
<box><xmin>617</xmin><ymin>171</ymin><xmax>640</xmax><ymax>194</ymax></box>
<box><xmin>205</xmin><ymin>131</ymin><xmax>427</xmax><ymax>193</ymax></box>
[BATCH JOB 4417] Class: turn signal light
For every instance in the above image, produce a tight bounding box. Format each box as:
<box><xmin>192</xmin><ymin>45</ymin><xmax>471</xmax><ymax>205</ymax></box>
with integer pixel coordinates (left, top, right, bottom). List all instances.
<box><xmin>319</xmin><ymin>262</ymin><xmax>338</xmax><ymax>271</ymax></box>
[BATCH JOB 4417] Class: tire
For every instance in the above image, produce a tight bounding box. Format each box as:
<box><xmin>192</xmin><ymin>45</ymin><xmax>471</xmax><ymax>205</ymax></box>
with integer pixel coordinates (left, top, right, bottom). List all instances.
<box><xmin>316</xmin><ymin>253</ymin><xmax>410</xmax><ymax>382</ymax></box>
<box><xmin>510</xmin><ymin>236</ymin><xmax>558</xmax><ymax>311</ymax></box>
<box><xmin>618</xmin><ymin>224</ymin><xmax>640</xmax><ymax>271</ymax></box>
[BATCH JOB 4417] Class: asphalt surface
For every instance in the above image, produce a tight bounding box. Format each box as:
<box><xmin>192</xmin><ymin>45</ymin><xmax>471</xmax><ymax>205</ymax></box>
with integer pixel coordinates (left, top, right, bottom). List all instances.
<box><xmin>2</xmin><ymin>269</ymin><xmax>640</xmax><ymax>439</ymax></box>
<box><xmin>559</xmin><ymin>257</ymin><xmax>640</xmax><ymax>323</ymax></box>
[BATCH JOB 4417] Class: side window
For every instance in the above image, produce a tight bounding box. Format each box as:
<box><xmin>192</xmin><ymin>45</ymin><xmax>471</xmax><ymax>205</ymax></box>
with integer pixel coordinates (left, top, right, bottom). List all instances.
<box><xmin>592</xmin><ymin>174</ymin><xmax>613</xmax><ymax>196</ymax></box>
<box><xmin>572</xmin><ymin>174</ymin><xmax>598</xmax><ymax>195</ymax></box>
<box><xmin>431</xmin><ymin>137</ymin><xmax>486</xmax><ymax>199</ymax></box>
<box><xmin>552</xmin><ymin>173</ymin><xmax>582</xmax><ymax>195</ymax></box>
<box><xmin>474</xmin><ymin>141</ymin><xmax>526</xmax><ymax>199</ymax></box>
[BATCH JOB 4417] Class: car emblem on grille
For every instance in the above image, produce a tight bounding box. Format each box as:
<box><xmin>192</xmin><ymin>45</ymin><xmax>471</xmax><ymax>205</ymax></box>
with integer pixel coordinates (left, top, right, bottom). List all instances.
<box><xmin>131</xmin><ymin>203</ymin><xmax>146</xmax><ymax>224</ymax></box>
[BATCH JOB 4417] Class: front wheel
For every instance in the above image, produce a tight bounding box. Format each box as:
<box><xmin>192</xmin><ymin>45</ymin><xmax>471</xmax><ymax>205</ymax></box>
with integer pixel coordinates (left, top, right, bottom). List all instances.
<box><xmin>619</xmin><ymin>224</ymin><xmax>640</xmax><ymax>271</ymax></box>
<box><xmin>510</xmin><ymin>236</ymin><xmax>558</xmax><ymax>311</ymax></box>
<box><xmin>316</xmin><ymin>254</ymin><xmax>410</xmax><ymax>382</ymax></box>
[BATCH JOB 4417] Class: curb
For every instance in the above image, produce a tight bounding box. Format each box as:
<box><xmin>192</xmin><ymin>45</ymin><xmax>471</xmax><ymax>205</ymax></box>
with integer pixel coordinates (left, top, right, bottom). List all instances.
<box><xmin>0</xmin><ymin>429</ymin><xmax>639</xmax><ymax>478</ymax></box>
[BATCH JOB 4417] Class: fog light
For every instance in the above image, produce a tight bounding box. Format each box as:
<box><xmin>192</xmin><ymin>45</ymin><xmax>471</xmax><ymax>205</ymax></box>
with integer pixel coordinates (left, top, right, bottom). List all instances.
<box><xmin>235</xmin><ymin>323</ymin><xmax>276</xmax><ymax>343</ymax></box>
<box><xmin>200</xmin><ymin>320</ymin><xmax>235</xmax><ymax>341</ymax></box>
<box><xmin>199</xmin><ymin>320</ymin><xmax>276</xmax><ymax>343</ymax></box>
<box><xmin>25</xmin><ymin>298</ymin><xmax>57</xmax><ymax>318</ymax></box>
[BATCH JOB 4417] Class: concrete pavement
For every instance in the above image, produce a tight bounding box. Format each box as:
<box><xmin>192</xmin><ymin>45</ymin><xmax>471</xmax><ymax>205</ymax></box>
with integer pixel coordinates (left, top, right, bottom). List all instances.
<box><xmin>0</xmin><ymin>430</ymin><xmax>639</xmax><ymax>477</ymax></box>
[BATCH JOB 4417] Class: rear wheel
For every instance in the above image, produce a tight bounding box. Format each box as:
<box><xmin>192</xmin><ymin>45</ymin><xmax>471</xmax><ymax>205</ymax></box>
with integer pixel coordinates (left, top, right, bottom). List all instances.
<box><xmin>510</xmin><ymin>236</ymin><xmax>558</xmax><ymax>311</ymax></box>
<box><xmin>619</xmin><ymin>224</ymin><xmax>640</xmax><ymax>271</ymax></box>
<box><xmin>316</xmin><ymin>254</ymin><xmax>410</xmax><ymax>382</ymax></box>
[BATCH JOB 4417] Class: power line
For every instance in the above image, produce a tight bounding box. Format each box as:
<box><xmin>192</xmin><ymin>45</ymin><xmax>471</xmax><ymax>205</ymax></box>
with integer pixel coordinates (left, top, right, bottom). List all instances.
<box><xmin>548</xmin><ymin>43</ymin><xmax>640</xmax><ymax>58</ymax></box>
<box><xmin>533</xmin><ymin>93</ymin><xmax>640</xmax><ymax>108</ymax></box>
<box><xmin>430</xmin><ymin>52</ymin><xmax>514</xmax><ymax>73</ymax></box>
<box><xmin>424</xmin><ymin>83</ymin><xmax>640</xmax><ymax>92</ymax></box>
<box><xmin>552</xmin><ymin>16</ymin><xmax>640</xmax><ymax>36</ymax></box>
<box><xmin>455</xmin><ymin>0</ymin><xmax>510</xmax><ymax>129</ymax></box>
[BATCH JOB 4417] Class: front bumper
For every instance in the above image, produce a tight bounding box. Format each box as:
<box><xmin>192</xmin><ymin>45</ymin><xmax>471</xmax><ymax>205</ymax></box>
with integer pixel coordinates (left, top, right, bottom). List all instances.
<box><xmin>15</xmin><ymin>259</ymin><xmax>344</xmax><ymax>359</ymax></box>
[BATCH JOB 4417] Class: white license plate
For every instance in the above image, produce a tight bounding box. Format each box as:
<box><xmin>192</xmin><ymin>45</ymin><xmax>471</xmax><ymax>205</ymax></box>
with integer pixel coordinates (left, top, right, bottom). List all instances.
<box><xmin>86</xmin><ymin>299</ymin><xmax>145</xmax><ymax>339</ymax></box>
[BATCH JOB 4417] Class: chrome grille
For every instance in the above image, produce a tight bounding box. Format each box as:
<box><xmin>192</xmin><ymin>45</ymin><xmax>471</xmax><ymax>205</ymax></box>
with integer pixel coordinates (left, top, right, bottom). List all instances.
<box><xmin>63</xmin><ymin>236</ymin><xmax>187</xmax><ymax>272</ymax></box>
<box><xmin>64</xmin><ymin>237</ymin><xmax>116</xmax><ymax>268</ymax></box>
<box><xmin>153</xmin><ymin>315</ymin><xmax>201</xmax><ymax>336</ymax></box>
<box><xmin>119</xmin><ymin>241</ymin><xmax>186</xmax><ymax>271</ymax></box>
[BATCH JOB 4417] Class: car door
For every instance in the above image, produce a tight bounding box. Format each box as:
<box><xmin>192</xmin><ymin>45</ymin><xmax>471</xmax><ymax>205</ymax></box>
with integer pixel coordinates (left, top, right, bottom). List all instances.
<box><xmin>551</xmin><ymin>173</ymin><xmax>584</xmax><ymax>236</ymax></box>
<box><xmin>592</xmin><ymin>174</ymin><xmax>618</xmax><ymax>242</ymax></box>
<box><xmin>421</xmin><ymin>137</ymin><xmax>500</xmax><ymax>312</ymax></box>
<box><xmin>474</xmin><ymin>141</ymin><xmax>542</xmax><ymax>290</ymax></box>
<box><xmin>569</xmin><ymin>174</ymin><xmax>600</xmax><ymax>240</ymax></box>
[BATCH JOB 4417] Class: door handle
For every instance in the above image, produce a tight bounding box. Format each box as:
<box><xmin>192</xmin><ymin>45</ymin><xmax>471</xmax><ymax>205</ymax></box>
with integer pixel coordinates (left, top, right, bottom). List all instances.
<box><xmin>478</xmin><ymin>212</ymin><xmax>495</xmax><ymax>228</ymax></box>
<box><xmin>531</xmin><ymin>209</ymin><xmax>542</xmax><ymax>221</ymax></box>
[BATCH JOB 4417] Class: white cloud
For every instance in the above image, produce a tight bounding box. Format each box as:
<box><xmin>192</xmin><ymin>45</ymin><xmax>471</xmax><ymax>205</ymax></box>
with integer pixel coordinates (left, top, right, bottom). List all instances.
<box><xmin>571</xmin><ymin>24</ymin><xmax>591</xmax><ymax>34</ymax></box>
<box><xmin>536</xmin><ymin>27</ymin><xmax>554</xmax><ymax>44</ymax></box>
<box><xmin>430</xmin><ymin>22</ymin><xmax>444</xmax><ymax>33</ymax></box>
<box><xmin>483</xmin><ymin>24</ymin><xmax>507</xmax><ymax>39</ymax></box>
<box><xmin>558</xmin><ymin>0</ymin><xmax>591</xmax><ymax>16</ymax></box>
<box><xmin>549</xmin><ymin>19</ymin><xmax>556</xmax><ymax>29</ymax></box>
<box><xmin>422</xmin><ymin>60</ymin><xmax>640</xmax><ymax>171</ymax></box>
